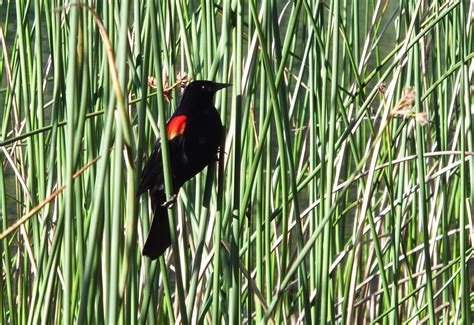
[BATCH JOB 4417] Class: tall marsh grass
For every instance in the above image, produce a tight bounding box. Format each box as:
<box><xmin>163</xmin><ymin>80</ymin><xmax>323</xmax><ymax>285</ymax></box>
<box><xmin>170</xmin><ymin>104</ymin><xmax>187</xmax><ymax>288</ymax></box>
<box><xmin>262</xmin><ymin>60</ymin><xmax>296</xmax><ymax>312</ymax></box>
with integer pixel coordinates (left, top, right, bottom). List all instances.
<box><xmin>1</xmin><ymin>0</ymin><xmax>473</xmax><ymax>323</ymax></box>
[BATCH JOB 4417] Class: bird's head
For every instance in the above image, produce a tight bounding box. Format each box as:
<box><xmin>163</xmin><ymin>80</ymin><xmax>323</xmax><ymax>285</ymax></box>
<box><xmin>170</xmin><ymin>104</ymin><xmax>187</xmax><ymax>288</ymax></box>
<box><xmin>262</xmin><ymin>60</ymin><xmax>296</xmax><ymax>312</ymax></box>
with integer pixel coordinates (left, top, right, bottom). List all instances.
<box><xmin>187</xmin><ymin>80</ymin><xmax>231</xmax><ymax>95</ymax></box>
<box><xmin>177</xmin><ymin>80</ymin><xmax>231</xmax><ymax>112</ymax></box>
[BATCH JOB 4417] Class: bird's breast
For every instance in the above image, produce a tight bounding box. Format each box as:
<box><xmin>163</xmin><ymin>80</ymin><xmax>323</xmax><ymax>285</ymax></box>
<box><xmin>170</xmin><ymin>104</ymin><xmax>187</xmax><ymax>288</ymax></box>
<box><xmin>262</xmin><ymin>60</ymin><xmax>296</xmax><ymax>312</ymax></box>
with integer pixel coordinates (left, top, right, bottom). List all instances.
<box><xmin>182</xmin><ymin>109</ymin><xmax>222</xmax><ymax>168</ymax></box>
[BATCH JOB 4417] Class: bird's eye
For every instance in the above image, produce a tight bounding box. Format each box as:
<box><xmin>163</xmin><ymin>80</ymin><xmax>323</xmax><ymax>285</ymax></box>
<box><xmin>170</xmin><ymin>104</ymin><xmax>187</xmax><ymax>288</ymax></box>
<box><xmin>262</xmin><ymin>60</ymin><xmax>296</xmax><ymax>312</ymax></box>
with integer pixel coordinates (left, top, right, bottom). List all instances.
<box><xmin>201</xmin><ymin>85</ymin><xmax>206</xmax><ymax>90</ymax></box>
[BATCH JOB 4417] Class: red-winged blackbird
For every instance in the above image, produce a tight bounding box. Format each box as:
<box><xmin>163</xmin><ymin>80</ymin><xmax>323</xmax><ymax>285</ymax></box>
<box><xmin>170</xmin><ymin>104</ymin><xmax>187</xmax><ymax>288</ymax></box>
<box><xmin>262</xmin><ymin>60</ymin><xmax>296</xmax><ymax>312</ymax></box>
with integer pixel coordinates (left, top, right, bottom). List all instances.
<box><xmin>138</xmin><ymin>80</ymin><xmax>230</xmax><ymax>259</ymax></box>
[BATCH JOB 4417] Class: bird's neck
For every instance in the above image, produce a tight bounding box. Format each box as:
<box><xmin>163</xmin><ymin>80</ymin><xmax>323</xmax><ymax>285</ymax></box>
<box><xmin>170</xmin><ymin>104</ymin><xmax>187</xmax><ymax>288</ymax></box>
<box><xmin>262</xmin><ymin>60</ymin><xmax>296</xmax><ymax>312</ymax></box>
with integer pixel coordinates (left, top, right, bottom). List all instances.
<box><xmin>177</xmin><ymin>97</ymin><xmax>213</xmax><ymax>115</ymax></box>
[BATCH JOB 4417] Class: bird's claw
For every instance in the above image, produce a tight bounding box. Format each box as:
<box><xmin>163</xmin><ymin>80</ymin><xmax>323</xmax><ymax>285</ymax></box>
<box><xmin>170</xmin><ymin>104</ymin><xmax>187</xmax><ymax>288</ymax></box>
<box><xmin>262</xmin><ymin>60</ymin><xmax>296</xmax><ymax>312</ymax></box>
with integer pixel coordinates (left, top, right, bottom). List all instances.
<box><xmin>161</xmin><ymin>194</ymin><xmax>177</xmax><ymax>209</ymax></box>
<box><xmin>216</xmin><ymin>147</ymin><xmax>226</xmax><ymax>161</ymax></box>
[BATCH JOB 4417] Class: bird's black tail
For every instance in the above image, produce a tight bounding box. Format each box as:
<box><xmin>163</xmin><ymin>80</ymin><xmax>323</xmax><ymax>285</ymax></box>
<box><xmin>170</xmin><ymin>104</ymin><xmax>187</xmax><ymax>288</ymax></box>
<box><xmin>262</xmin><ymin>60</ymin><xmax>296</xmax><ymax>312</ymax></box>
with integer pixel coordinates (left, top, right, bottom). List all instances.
<box><xmin>142</xmin><ymin>189</ymin><xmax>171</xmax><ymax>259</ymax></box>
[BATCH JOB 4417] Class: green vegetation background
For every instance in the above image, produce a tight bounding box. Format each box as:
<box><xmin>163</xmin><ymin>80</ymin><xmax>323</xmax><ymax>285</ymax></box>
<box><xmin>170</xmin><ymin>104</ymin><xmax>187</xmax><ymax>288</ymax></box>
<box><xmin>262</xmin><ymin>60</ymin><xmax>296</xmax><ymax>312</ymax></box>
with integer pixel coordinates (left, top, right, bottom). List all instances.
<box><xmin>0</xmin><ymin>0</ymin><xmax>473</xmax><ymax>324</ymax></box>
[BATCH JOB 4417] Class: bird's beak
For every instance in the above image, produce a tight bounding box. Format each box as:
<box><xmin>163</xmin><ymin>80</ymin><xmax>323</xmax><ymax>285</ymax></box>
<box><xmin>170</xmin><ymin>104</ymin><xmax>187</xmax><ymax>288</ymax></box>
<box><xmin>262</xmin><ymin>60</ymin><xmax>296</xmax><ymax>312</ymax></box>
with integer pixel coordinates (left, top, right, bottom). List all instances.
<box><xmin>213</xmin><ymin>82</ymin><xmax>232</xmax><ymax>91</ymax></box>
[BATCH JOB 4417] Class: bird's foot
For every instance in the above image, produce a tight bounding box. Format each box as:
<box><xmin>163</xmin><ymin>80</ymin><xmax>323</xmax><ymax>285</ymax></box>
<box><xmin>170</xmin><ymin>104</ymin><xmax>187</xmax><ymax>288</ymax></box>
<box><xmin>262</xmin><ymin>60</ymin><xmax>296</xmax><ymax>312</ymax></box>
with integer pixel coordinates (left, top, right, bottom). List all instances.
<box><xmin>161</xmin><ymin>194</ymin><xmax>177</xmax><ymax>209</ymax></box>
<box><xmin>216</xmin><ymin>147</ymin><xmax>227</xmax><ymax>161</ymax></box>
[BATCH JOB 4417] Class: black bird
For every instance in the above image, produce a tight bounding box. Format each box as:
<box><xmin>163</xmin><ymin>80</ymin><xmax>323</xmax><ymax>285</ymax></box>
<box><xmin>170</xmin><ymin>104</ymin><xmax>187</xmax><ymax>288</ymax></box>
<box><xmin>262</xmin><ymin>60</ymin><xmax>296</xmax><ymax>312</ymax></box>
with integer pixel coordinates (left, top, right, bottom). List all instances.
<box><xmin>138</xmin><ymin>80</ymin><xmax>230</xmax><ymax>259</ymax></box>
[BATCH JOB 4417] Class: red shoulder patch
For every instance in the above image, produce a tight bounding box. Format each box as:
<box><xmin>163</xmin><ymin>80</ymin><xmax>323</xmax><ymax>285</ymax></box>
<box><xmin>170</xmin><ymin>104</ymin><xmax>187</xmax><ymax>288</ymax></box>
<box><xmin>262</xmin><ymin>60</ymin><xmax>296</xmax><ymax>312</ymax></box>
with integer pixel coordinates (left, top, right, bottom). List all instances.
<box><xmin>167</xmin><ymin>115</ymin><xmax>187</xmax><ymax>139</ymax></box>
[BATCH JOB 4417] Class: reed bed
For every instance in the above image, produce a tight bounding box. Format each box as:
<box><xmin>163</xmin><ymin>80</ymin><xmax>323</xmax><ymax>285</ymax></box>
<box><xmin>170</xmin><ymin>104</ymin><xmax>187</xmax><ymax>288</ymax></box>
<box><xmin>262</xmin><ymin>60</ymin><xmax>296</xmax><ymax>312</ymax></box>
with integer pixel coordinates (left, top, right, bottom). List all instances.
<box><xmin>0</xmin><ymin>0</ymin><xmax>473</xmax><ymax>323</ymax></box>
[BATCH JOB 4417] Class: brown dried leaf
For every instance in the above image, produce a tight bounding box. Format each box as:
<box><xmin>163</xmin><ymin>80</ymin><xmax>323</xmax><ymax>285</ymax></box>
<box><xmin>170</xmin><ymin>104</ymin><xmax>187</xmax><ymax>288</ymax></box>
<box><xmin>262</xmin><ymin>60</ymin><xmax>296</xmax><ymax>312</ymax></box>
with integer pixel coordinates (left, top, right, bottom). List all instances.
<box><xmin>391</xmin><ymin>87</ymin><xmax>416</xmax><ymax>117</ymax></box>
<box><xmin>147</xmin><ymin>76</ymin><xmax>157</xmax><ymax>88</ymax></box>
<box><xmin>176</xmin><ymin>71</ymin><xmax>192</xmax><ymax>88</ymax></box>
<box><xmin>415</xmin><ymin>112</ymin><xmax>428</xmax><ymax>125</ymax></box>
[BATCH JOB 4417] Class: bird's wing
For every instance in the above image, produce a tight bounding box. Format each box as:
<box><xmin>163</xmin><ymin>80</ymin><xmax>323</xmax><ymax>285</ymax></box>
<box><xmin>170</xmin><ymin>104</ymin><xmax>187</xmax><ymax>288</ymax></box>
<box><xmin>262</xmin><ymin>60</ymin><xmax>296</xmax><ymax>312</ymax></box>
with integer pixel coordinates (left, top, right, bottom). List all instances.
<box><xmin>166</xmin><ymin>114</ymin><xmax>187</xmax><ymax>140</ymax></box>
<box><xmin>138</xmin><ymin>114</ymin><xmax>188</xmax><ymax>195</ymax></box>
<box><xmin>137</xmin><ymin>140</ymin><xmax>163</xmax><ymax>195</ymax></box>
